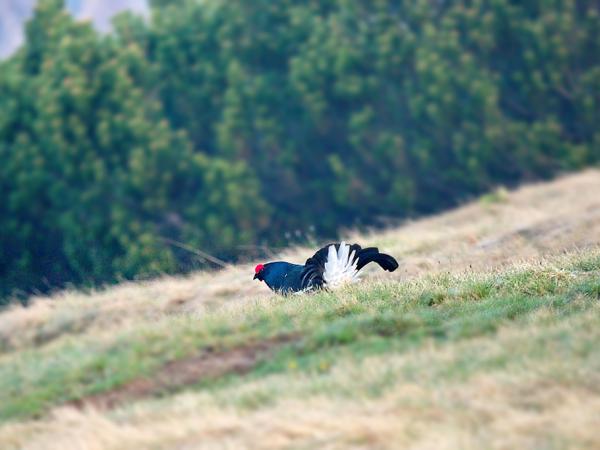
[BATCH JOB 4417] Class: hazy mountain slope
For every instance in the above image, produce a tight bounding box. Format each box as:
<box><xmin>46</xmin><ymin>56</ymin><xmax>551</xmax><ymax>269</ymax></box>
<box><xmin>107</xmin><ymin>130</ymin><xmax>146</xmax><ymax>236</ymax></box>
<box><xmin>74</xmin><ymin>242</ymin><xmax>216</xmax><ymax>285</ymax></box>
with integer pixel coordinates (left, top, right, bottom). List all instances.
<box><xmin>0</xmin><ymin>169</ymin><xmax>599</xmax><ymax>450</ymax></box>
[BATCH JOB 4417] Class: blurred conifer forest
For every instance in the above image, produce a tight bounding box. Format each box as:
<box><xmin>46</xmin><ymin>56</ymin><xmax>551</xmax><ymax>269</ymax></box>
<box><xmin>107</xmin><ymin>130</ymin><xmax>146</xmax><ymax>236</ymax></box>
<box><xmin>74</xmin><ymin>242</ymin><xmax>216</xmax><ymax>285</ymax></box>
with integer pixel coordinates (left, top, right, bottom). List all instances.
<box><xmin>1</xmin><ymin>0</ymin><xmax>598</xmax><ymax>299</ymax></box>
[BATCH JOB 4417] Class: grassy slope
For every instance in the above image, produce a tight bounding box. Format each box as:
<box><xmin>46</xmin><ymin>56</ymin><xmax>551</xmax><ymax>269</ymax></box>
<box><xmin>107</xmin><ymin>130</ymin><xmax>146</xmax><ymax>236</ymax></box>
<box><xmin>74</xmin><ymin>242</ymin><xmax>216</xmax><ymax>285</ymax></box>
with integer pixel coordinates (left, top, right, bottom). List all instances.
<box><xmin>0</xmin><ymin>170</ymin><xmax>599</xmax><ymax>449</ymax></box>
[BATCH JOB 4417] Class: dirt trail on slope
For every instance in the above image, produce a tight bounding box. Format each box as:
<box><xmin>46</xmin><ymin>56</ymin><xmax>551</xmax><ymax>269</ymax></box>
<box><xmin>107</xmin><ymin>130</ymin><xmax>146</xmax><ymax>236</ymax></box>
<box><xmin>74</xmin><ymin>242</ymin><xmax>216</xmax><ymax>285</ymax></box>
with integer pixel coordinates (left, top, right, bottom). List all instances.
<box><xmin>69</xmin><ymin>334</ymin><xmax>298</xmax><ymax>411</ymax></box>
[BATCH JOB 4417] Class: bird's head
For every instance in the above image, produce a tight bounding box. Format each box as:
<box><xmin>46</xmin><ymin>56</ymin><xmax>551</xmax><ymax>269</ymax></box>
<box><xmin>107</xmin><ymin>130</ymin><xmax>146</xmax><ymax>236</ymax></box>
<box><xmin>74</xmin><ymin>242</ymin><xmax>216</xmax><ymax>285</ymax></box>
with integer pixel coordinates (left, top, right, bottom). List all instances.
<box><xmin>253</xmin><ymin>263</ymin><xmax>265</xmax><ymax>281</ymax></box>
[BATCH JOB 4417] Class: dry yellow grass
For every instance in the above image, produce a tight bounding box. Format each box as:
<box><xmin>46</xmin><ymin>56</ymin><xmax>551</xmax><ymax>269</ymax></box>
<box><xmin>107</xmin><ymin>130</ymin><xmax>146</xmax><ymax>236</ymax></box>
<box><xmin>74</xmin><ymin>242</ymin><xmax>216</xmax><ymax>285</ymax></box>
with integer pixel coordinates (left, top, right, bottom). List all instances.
<box><xmin>2</xmin><ymin>169</ymin><xmax>599</xmax><ymax>351</ymax></box>
<box><xmin>2</xmin><ymin>303</ymin><xmax>599</xmax><ymax>450</ymax></box>
<box><xmin>1</xmin><ymin>169</ymin><xmax>599</xmax><ymax>450</ymax></box>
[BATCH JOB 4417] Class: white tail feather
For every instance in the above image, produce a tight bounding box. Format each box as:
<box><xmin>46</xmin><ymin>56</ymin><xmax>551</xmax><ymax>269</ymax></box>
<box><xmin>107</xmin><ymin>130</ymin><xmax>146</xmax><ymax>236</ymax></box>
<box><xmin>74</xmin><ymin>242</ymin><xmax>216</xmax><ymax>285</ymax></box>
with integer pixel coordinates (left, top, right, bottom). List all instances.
<box><xmin>323</xmin><ymin>242</ymin><xmax>360</xmax><ymax>288</ymax></box>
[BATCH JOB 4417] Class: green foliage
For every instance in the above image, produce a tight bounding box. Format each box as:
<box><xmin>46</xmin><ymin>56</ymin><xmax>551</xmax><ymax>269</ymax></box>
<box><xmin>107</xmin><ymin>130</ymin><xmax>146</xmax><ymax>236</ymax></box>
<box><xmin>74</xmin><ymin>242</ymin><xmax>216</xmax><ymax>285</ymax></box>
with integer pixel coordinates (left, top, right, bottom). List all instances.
<box><xmin>1</xmin><ymin>0</ymin><xmax>599</xmax><ymax>297</ymax></box>
<box><xmin>0</xmin><ymin>0</ymin><xmax>269</xmax><ymax>299</ymax></box>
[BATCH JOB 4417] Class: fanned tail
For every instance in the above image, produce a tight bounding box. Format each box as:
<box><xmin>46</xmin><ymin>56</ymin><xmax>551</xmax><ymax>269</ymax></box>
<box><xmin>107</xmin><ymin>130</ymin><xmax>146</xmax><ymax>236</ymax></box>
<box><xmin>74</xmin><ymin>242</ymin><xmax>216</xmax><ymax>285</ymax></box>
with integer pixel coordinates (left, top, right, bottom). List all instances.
<box><xmin>300</xmin><ymin>241</ymin><xmax>398</xmax><ymax>291</ymax></box>
<box><xmin>323</xmin><ymin>242</ymin><xmax>360</xmax><ymax>287</ymax></box>
<box><xmin>354</xmin><ymin>247</ymin><xmax>399</xmax><ymax>272</ymax></box>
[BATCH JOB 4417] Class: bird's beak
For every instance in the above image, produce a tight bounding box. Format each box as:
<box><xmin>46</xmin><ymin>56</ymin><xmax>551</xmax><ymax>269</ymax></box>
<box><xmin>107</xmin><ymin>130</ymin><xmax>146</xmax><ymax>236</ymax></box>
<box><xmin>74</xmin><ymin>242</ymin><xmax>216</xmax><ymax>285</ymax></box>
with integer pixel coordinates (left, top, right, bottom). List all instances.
<box><xmin>253</xmin><ymin>273</ymin><xmax>258</xmax><ymax>280</ymax></box>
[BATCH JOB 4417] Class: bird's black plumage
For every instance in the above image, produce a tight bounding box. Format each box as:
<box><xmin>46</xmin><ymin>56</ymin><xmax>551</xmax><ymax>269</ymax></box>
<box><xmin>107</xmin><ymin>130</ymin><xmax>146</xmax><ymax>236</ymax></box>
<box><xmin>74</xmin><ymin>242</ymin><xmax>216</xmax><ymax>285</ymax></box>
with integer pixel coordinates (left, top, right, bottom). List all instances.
<box><xmin>254</xmin><ymin>242</ymin><xmax>398</xmax><ymax>294</ymax></box>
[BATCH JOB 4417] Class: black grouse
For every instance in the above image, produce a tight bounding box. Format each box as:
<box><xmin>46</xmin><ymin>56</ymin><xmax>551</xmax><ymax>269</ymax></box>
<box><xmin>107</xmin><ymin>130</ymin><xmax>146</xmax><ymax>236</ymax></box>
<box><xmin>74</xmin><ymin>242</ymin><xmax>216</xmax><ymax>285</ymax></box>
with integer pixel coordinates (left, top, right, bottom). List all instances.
<box><xmin>253</xmin><ymin>242</ymin><xmax>398</xmax><ymax>294</ymax></box>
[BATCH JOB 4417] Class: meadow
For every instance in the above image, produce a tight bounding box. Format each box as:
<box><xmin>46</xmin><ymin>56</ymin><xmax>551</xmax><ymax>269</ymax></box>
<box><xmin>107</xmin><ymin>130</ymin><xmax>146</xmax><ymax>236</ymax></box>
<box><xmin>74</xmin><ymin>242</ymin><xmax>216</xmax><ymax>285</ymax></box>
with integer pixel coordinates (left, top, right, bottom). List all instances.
<box><xmin>1</xmin><ymin>170</ymin><xmax>599</xmax><ymax>449</ymax></box>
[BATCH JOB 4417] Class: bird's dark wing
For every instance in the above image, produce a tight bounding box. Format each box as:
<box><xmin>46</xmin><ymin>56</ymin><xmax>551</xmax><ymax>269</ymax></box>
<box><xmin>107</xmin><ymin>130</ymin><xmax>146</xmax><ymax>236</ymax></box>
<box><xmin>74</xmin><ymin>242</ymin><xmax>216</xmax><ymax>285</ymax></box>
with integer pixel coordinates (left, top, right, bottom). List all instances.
<box><xmin>299</xmin><ymin>242</ymin><xmax>398</xmax><ymax>290</ymax></box>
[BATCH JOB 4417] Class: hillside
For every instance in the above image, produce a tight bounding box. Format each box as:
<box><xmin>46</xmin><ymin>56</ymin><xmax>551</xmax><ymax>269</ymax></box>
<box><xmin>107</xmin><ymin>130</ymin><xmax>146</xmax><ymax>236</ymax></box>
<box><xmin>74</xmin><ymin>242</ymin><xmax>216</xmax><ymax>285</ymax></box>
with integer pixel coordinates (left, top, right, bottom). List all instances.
<box><xmin>1</xmin><ymin>170</ymin><xmax>599</xmax><ymax>449</ymax></box>
<box><xmin>3</xmin><ymin>1</ymin><xmax>599</xmax><ymax>298</ymax></box>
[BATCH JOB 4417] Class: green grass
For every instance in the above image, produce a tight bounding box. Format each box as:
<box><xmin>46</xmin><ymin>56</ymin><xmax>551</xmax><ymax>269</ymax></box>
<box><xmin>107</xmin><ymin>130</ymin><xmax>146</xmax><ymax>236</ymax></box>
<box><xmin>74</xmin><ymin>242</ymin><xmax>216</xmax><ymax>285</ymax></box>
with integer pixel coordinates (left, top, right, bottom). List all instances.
<box><xmin>1</xmin><ymin>250</ymin><xmax>599</xmax><ymax>422</ymax></box>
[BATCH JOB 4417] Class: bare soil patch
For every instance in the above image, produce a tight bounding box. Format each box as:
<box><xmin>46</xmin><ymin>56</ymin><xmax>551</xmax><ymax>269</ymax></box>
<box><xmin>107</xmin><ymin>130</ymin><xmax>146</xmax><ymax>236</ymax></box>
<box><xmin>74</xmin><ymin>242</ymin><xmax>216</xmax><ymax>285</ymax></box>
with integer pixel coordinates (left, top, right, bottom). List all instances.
<box><xmin>69</xmin><ymin>334</ymin><xmax>299</xmax><ymax>410</ymax></box>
